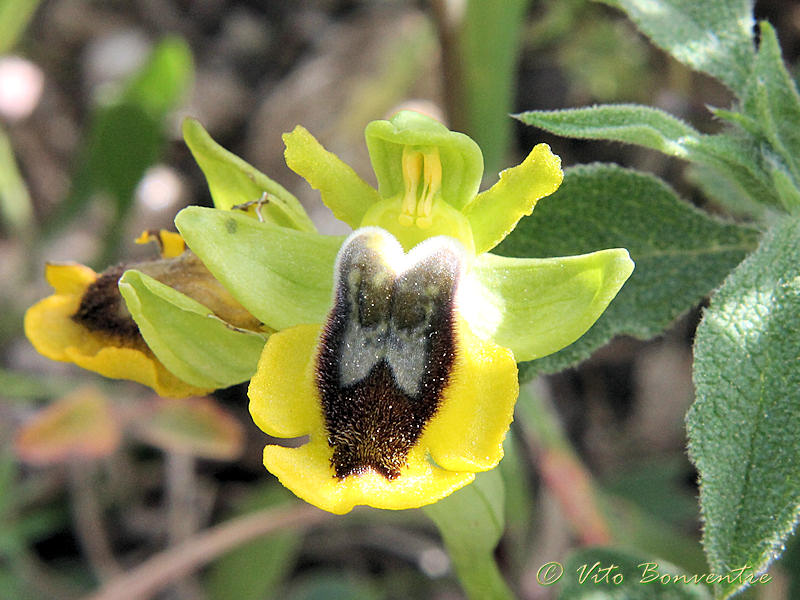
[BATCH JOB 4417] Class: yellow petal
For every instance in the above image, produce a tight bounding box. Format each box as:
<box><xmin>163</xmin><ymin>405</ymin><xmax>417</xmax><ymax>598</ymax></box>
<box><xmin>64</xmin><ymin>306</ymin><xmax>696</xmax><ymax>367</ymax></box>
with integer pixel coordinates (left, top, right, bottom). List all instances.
<box><xmin>66</xmin><ymin>345</ymin><xmax>206</xmax><ymax>398</ymax></box>
<box><xmin>248</xmin><ymin>324</ymin><xmax>324</xmax><ymax>438</ymax></box>
<box><xmin>135</xmin><ymin>230</ymin><xmax>187</xmax><ymax>258</ymax></box>
<box><xmin>44</xmin><ymin>263</ymin><xmax>97</xmax><ymax>295</ymax></box>
<box><xmin>264</xmin><ymin>438</ymin><xmax>474</xmax><ymax>515</ymax></box>
<box><xmin>422</xmin><ymin>320</ymin><xmax>518</xmax><ymax>472</ymax></box>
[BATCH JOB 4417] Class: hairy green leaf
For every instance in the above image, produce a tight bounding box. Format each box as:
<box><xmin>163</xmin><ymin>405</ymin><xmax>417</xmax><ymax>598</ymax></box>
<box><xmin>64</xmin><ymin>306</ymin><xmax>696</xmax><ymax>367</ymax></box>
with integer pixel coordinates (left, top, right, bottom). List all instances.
<box><xmin>747</xmin><ymin>22</ymin><xmax>800</xmax><ymax>190</ymax></box>
<box><xmin>602</xmin><ymin>0</ymin><xmax>755</xmax><ymax>96</ymax></box>
<box><xmin>688</xmin><ymin>215</ymin><xmax>800</xmax><ymax>599</ymax></box>
<box><xmin>516</xmin><ymin>104</ymin><xmax>701</xmax><ymax>158</ymax></box>
<box><xmin>516</xmin><ymin>105</ymin><xmax>781</xmax><ymax>209</ymax></box>
<box><xmin>496</xmin><ymin>164</ymin><xmax>759</xmax><ymax>378</ymax></box>
<box><xmin>558</xmin><ymin>547</ymin><xmax>711</xmax><ymax>599</ymax></box>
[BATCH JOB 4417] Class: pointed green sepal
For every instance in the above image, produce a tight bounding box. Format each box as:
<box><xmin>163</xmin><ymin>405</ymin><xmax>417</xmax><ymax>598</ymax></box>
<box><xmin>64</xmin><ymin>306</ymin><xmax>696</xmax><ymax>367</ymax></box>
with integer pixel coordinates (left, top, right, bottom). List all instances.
<box><xmin>365</xmin><ymin>110</ymin><xmax>483</xmax><ymax>211</ymax></box>
<box><xmin>182</xmin><ymin>118</ymin><xmax>315</xmax><ymax>232</ymax></box>
<box><xmin>466</xmin><ymin>249</ymin><xmax>634</xmax><ymax>361</ymax></box>
<box><xmin>119</xmin><ymin>269</ymin><xmax>267</xmax><ymax>389</ymax></box>
<box><xmin>283</xmin><ymin>125</ymin><xmax>380</xmax><ymax>228</ymax></box>
<box><xmin>466</xmin><ymin>143</ymin><xmax>563</xmax><ymax>254</ymax></box>
<box><xmin>175</xmin><ymin>207</ymin><xmax>343</xmax><ymax>330</ymax></box>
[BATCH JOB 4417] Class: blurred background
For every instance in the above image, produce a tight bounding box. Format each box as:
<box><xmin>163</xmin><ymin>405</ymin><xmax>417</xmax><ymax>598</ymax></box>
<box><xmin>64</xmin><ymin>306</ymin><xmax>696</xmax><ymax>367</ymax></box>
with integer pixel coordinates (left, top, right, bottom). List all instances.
<box><xmin>2</xmin><ymin>1</ymin><xmax>800</xmax><ymax>599</ymax></box>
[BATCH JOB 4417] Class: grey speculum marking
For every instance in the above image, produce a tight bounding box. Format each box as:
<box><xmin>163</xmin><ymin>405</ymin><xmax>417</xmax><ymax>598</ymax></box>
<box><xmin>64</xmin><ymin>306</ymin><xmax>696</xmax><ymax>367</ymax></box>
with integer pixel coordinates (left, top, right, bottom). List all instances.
<box><xmin>316</xmin><ymin>230</ymin><xmax>462</xmax><ymax>480</ymax></box>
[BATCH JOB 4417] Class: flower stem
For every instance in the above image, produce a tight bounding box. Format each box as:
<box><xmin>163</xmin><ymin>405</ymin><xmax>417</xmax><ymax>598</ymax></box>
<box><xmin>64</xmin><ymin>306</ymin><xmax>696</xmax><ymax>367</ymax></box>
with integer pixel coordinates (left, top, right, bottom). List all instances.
<box><xmin>423</xmin><ymin>468</ymin><xmax>515</xmax><ymax>600</ymax></box>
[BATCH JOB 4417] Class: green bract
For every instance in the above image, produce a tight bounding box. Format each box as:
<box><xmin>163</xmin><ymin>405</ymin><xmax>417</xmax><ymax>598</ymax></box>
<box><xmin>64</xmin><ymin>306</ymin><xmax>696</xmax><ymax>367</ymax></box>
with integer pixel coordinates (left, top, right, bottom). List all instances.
<box><xmin>119</xmin><ymin>270</ymin><xmax>267</xmax><ymax>389</ymax></box>
<box><xmin>169</xmin><ymin>110</ymin><xmax>634</xmax><ymax>369</ymax></box>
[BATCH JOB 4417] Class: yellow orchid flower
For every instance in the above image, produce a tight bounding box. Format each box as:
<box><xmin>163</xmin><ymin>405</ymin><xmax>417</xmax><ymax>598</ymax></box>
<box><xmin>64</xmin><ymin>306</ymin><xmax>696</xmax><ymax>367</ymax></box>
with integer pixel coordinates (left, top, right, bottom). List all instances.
<box><xmin>176</xmin><ymin>112</ymin><xmax>634</xmax><ymax>513</ymax></box>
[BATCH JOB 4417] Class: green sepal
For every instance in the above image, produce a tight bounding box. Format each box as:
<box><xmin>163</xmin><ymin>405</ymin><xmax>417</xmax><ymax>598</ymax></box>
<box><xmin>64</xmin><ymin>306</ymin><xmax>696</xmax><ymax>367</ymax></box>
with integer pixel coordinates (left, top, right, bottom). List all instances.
<box><xmin>283</xmin><ymin>125</ymin><xmax>380</xmax><ymax>229</ymax></box>
<box><xmin>365</xmin><ymin>110</ymin><xmax>483</xmax><ymax>211</ymax></box>
<box><xmin>465</xmin><ymin>143</ymin><xmax>563</xmax><ymax>254</ymax></box>
<box><xmin>182</xmin><ymin>118</ymin><xmax>315</xmax><ymax>232</ymax></box>
<box><xmin>119</xmin><ymin>270</ymin><xmax>267</xmax><ymax>390</ymax></box>
<box><xmin>467</xmin><ymin>249</ymin><xmax>634</xmax><ymax>362</ymax></box>
<box><xmin>175</xmin><ymin>207</ymin><xmax>344</xmax><ymax>331</ymax></box>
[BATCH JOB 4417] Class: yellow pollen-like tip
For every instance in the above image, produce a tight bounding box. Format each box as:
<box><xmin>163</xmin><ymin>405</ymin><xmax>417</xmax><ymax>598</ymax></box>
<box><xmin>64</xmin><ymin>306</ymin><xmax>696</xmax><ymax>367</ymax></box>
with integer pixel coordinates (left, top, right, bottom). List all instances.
<box><xmin>398</xmin><ymin>214</ymin><xmax>415</xmax><ymax>227</ymax></box>
<box><xmin>399</xmin><ymin>146</ymin><xmax>444</xmax><ymax>229</ymax></box>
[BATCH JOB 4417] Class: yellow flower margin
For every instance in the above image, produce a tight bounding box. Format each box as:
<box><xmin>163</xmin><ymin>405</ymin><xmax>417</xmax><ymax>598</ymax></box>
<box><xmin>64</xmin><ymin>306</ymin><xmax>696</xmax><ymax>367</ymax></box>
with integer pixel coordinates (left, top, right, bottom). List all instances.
<box><xmin>250</xmin><ymin>298</ymin><xmax>519</xmax><ymax>515</ymax></box>
<box><xmin>24</xmin><ymin>233</ymin><xmax>210</xmax><ymax>398</ymax></box>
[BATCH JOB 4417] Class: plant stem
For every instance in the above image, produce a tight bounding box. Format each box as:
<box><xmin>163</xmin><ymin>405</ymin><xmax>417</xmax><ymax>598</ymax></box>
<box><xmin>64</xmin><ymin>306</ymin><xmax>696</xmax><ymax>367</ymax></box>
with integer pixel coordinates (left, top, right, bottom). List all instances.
<box><xmin>165</xmin><ymin>451</ymin><xmax>200</xmax><ymax>600</ymax></box>
<box><xmin>82</xmin><ymin>503</ymin><xmax>329</xmax><ymax>600</ymax></box>
<box><xmin>68</xmin><ymin>460</ymin><xmax>123</xmax><ymax>582</ymax></box>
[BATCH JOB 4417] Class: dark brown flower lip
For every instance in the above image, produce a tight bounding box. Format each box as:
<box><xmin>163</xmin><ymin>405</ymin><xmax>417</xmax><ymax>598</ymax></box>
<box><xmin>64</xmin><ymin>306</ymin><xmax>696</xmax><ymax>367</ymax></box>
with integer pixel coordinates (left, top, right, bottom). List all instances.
<box><xmin>316</xmin><ymin>232</ymin><xmax>462</xmax><ymax>480</ymax></box>
<box><xmin>72</xmin><ymin>264</ymin><xmax>142</xmax><ymax>342</ymax></box>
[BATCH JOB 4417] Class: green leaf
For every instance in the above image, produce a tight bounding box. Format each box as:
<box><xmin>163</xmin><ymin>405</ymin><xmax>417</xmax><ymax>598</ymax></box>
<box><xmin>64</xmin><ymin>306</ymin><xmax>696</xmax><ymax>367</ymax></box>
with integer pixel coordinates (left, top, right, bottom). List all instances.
<box><xmin>0</xmin><ymin>125</ymin><xmax>34</xmax><ymax>239</ymax></box>
<box><xmin>469</xmin><ymin>248</ymin><xmax>633</xmax><ymax>362</ymax></box>
<box><xmin>496</xmin><ymin>164</ymin><xmax>759</xmax><ymax>378</ymax></box>
<box><xmin>119</xmin><ymin>270</ymin><xmax>266</xmax><ymax>389</ymax></box>
<box><xmin>747</xmin><ymin>22</ymin><xmax>800</xmax><ymax>189</ymax></box>
<box><xmin>423</xmin><ymin>469</ymin><xmax>513</xmax><ymax>600</ymax></box>
<box><xmin>206</xmin><ymin>485</ymin><xmax>302</xmax><ymax>600</ymax></box>
<box><xmin>602</xmin><ymin>0</ymin><xmax>755</xmax><ymax>97</ymax></box>
<box><xmin>557</xmin><ymin>547</ymin><xmax>711</xmax><ymax>599</ymax></box>
<box><xmin>690</xmin><ymin>132</ymin><xmax>782</xmax><ymax>209</ymax></box>
<box><xmin>688</xmin><ymin>215</ymin><xmax>800</xmax><ymax>599</ymax></box>
<box><xmin>457</xmin><ymin>0</ymin><xmax>531</xmax><ymax>175</ymax></box>
<box><xmin>120</xmin><ymin>36</ymin><xmax>193</xmax><ymax>119</ymax></box>
<box><xmin>685</xmin><ymin>164</ymin><xmax>767</xmax><ymax>221</ymax></box>
<box><xmin>175</xmin><ymin>207</ymin><xmax>344</xmax><ymax>330</ymax></box>
<box><xmin>0</xmin><ymin>0</ymin><xmax>40</xmax><ymax>52</ymax></box>
<box><xmin>516</xmin><ymin>105</ymin><xmax>781</xmax><ymax>209</ymax></box>
<box><xmin>515</xmin><ymin>104</ymin><xmax>702</xmax><ymax>158</ymax></box>
<box><xmin>183</xmin><ymin>119</ymin><xmax>316</xmax><ymax>232</ymax></box>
